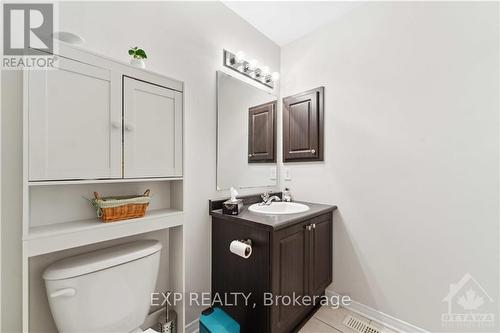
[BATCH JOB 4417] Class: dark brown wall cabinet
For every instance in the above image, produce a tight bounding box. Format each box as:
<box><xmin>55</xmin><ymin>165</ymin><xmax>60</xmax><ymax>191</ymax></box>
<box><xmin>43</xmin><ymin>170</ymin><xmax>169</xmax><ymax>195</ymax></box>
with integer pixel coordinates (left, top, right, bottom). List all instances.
<box><xmin>248</xmin><ymin>101</ymin><xmax>276</xmax><ymax>163</ymax></box>
<box><xmin>283</xmin><ymin>87</ymin><xmax>324</xmax><ymax>162</ymax></box>
<box><xmin>212</xmin><ymin>212</ymin><xmax>332</xmax><ymax>333</ymax></box>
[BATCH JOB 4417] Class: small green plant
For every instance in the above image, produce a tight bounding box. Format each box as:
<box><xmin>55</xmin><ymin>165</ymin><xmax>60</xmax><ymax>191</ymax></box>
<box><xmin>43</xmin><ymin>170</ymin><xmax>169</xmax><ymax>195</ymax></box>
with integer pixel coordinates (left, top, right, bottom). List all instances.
<box><xmin>128</xmin><ymin>46</ymin><xmax>147</xmax><ymax>60</ymax></box>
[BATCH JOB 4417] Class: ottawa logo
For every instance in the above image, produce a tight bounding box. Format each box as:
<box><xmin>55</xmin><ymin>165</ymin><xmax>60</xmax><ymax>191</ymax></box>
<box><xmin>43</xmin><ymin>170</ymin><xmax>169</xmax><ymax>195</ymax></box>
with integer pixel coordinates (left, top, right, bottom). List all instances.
<box><xmin>442</xmin><ymin>273</ymin><xmax>495</xmax><ymax>329</ymax></box>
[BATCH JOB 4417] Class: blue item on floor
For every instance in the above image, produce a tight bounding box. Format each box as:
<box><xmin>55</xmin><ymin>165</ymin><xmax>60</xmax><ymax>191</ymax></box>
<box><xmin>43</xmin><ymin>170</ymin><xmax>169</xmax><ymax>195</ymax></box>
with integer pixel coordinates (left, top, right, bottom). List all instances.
<box><xmin>199</xmin><ymin>307</ymin><xmax>240</xmax><ymax>333</ymax></box>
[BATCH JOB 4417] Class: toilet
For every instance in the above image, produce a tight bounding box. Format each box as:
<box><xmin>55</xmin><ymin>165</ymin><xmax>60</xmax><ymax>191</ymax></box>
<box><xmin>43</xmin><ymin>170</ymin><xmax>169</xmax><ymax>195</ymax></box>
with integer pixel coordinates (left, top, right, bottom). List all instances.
<box><xmin>43</xmin><ymin>240</ymin><xmax>162</xmax><ymax>333</ymax></box>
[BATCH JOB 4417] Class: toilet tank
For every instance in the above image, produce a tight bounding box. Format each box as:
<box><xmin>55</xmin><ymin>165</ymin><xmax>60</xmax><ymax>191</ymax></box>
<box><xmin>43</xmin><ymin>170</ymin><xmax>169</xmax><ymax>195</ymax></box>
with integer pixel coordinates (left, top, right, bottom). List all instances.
<box><xmin>43</xmin><ymin>240</ymin><xmax>162</xmax><ymax>333</ymax></box>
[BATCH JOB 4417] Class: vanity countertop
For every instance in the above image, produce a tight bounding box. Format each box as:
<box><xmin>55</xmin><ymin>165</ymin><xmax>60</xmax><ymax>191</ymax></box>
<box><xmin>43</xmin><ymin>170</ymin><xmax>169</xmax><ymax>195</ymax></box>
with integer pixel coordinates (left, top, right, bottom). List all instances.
<box><xmin>210</xmin><ymin>199</ymin><xmax>337</xmax><ymax>231</ymax></box>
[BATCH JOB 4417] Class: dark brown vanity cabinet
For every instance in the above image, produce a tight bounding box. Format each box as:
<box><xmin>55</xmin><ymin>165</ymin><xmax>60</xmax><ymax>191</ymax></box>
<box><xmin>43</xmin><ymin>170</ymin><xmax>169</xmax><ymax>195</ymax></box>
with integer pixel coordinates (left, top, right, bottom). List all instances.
<box><xmin>283</xmin><ymin>87</ymin><xmax>324</xmax><ymax>162</ymax></box>
<box><xmin>309</xmin><ymin>217</ymin><xmax>333</xmax><ymax>297</ymax></box>
<box><xmin>248</xmin><ymin>101</ymin><xmax>276</xmax><ymax>163</ymax></box>
<box><xmin>272</xmin><ymin>214</ymin><xmax>332</xmax><ymax>333</ymax></box>
<box><xmin>211</xmin><ymin>210</ymin><xmax>333</xmax><ymax>333</ymax></box>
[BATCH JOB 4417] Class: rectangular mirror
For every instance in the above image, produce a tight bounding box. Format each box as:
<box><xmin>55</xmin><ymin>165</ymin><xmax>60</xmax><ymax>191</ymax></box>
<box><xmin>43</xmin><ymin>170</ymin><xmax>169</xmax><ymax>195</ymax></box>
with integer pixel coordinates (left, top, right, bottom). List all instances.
<box><xmin>217</xmin><ymin>71</ymin><xmax>278</xmax><ymax>190</ymax></box>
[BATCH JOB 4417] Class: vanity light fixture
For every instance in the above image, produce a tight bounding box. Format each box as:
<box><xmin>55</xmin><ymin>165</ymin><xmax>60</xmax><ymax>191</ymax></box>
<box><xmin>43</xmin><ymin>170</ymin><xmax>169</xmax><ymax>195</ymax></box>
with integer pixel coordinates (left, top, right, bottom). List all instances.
<box><xmin>235</xmin><ymin>51</ymin><xmax>246</xmax><ymax>63</ymax></box>
<box><xmin>248</xmin><ymin>59</ymin><xmax>258</xmax><ymax>71</ymax></box>
<box><xmin>223</xmin><ymin>49</ymin><xmax>278</xmax><ymax>89</ymax></box>
<box><xmin>261</xmin><ymin>66</ymin><xmax>270</xmax><ymax>76</ymax></box>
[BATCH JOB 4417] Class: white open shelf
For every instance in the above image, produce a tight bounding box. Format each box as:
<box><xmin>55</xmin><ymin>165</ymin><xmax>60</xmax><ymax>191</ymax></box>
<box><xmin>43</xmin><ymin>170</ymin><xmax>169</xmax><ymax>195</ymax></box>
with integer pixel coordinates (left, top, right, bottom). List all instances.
<box><xmin>28</xmin><ymin>177</ymin><xmax>183</xmax><ymax>186</ymax></box>
<box><xmin>24</xmin><ymin>208</ymin><xmax>183</xmax><ymax>257</ymax></box>
<box><xmin>22</xmin><ymin>43</ymin><xmax>186</xmax><ymax>333</ymax></box>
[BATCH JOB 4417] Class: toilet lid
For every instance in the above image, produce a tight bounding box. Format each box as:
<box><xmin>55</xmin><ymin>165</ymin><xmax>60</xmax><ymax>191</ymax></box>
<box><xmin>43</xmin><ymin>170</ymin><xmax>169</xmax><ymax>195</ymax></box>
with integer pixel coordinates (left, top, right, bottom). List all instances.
<box><xmin>43</xmin><ymin>240</ymin><xmax>162</xmax><ymax>280</ymax></box>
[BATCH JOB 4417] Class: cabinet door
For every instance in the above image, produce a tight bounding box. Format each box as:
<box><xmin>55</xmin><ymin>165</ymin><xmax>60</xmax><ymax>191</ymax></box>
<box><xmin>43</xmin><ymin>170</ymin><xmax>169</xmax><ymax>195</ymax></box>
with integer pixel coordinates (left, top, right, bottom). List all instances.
<box><xmin>283</xmin><ymin>87</ymin><xmax>324</xmax><ymax>162</ymax></box>
<box><xmin>212</xmin><ymin>218</ymin><xmax>270</xmax><ymax>333</ymax></box>
<box><xmin>309</xmin><ymin>216</ymin><xmax>333</xmax><ymax>297</ymax></box>
<box><xmin>248</xmin><ymin>101</ymin><xmax>276</xmax><ymax>163</ymax></box>
<box><xmin>271</xmin><ymin>221</ymin><xmax>313</xmax><ymax>333</ymax></box>
<box><xmin>123</xmin><ymin>77</ymin><xmax>183</xmax><ymax>178</ymax></box>
<box><xmin>28</xmin><ymin>57</ymin><xmax>122</xmax><ymax>180</ymax></box>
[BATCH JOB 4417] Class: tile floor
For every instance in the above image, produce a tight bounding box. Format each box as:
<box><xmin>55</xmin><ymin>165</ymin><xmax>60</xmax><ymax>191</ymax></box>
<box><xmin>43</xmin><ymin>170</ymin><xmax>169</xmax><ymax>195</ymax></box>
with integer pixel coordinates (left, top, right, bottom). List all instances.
<box><xmin>299</xmin><ymin>307</ymin><xmax>397</xmax><ymax>333</ymax></box>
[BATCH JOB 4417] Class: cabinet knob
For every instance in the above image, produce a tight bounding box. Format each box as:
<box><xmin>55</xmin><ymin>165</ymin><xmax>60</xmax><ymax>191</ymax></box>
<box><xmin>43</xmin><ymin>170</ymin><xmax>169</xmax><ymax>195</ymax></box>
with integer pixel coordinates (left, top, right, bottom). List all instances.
<box><xmin>111</xmin><ymin>121</ymin><xmax>121</xmax><ymax>129</ymax></box>
<box><xmin>305</xmin><ymin>225</ymin><xmax>312</xmax><ymax>231</ymax></box>
<box><xmin>248</xmin><ymin>154</ymin><xmax>253</xmax><ymax>157</ymax></box>
<box><xmin>312</xmin><ymin>223</ymin><xmax>316</xmax><ymax>229</ymax></box>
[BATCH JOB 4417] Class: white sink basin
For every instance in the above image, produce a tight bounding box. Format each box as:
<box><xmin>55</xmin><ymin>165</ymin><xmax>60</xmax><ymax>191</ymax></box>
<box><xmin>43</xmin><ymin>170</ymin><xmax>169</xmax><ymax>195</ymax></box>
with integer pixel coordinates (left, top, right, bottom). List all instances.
<box><xmin>248</xmin><ymin>202</ymin><xmax>310</xmax><ymax>215</ymax></box>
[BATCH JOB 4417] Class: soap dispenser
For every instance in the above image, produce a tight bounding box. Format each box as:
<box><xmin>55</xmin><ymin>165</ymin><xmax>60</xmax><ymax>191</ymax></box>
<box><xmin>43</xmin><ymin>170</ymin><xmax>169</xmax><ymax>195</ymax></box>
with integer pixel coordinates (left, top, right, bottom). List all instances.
<box><xmin>283</xmin><ymin>188</ymin><xmax>292</xmax><ymax>202</ymax></box>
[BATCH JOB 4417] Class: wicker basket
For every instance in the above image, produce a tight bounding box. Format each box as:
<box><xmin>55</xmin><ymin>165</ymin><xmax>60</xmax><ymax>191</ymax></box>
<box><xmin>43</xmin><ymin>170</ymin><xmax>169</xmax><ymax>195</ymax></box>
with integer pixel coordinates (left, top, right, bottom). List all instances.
<box><xmin>92</xmin><ymin>190</ymin><xmax>151</xmax><ymax>223</ymax></box>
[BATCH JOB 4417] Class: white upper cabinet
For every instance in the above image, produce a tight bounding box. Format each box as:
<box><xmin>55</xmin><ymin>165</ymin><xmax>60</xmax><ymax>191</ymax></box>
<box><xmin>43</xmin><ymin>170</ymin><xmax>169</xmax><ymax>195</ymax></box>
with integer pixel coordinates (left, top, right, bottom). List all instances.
<box><xmin>27</xmin><ymin>45</ymin><xmax>183</xmax><ymax>182</ymax></box>
<box><xmin>28</xmin><ymin>57</ymin><xmax>122</xmax><ymax>181</ymax></box>
<box><xmin>123</xmin><ymin>77</ymin><xmax>183</xmax><ymax>178</ymax></box>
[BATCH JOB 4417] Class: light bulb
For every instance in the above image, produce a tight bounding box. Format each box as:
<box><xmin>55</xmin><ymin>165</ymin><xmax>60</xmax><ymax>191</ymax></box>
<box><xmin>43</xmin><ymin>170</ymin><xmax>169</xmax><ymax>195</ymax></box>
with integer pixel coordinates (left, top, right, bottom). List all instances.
<box><xmin>261</xmin><ymin>66</ymin><xmax>270</xmax><ymax>76</ymax></box>
<box><xmin>235</xmin><ymin>51</ymin><xmax>245</xmax><ymax>63</ymax></box>
<box><xmin>271</xmin><ymin>72</ymin><xmax>280</xmax><ymax>82</ymax></box>
<box><xmin>248</xmin><ymin>59</ymin><xmax>258</xmax><ymax>70</ymax></box>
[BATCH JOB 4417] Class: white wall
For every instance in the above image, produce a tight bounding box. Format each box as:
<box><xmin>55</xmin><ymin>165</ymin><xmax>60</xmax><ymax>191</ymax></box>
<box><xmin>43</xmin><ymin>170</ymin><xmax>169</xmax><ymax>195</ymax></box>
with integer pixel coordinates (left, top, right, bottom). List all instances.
<box><xmin>280</xmin><ymin>2</ymin><xmax>499</xmax><ymax>331</ymax></box>
<box><xmin>1</xmin><ymin>1</ymin><xmax>279</xmax><ymax>330</ymax></box>
<box><xmin>1</xmin><ymin>70</ymin><xmax>23</xmax><ymax>333</ymax></box>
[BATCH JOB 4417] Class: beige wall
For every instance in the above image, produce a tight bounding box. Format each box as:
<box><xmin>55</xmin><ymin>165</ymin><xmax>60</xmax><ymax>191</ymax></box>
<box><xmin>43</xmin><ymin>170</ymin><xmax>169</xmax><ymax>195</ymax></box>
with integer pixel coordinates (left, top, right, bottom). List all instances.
<box><xmin>280</xmin><ymin>2</ymin><xmax>499</xmax><ymax>331</ymax></box>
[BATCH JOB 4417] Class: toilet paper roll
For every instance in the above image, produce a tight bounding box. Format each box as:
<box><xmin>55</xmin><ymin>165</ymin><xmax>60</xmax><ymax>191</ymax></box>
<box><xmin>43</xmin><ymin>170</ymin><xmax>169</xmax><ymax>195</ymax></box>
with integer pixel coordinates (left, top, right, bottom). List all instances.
<box><xmin>230</xmin><ymin>240</ymin><xmax>252</xmax><ymax>259</ymax></box>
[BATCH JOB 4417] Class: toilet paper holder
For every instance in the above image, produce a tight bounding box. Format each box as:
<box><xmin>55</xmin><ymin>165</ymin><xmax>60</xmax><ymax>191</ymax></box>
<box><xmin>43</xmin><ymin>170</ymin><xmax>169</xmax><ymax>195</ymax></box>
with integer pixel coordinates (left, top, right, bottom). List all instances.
<box><xmin>239</xmin><ymin>239</ymin><xmax>252</xmax><ymax>246</ymax></box>
<box><xmin>229</xmin><ymin>239</ymin><xmax>253</xmax><ymax>259</ymax></box>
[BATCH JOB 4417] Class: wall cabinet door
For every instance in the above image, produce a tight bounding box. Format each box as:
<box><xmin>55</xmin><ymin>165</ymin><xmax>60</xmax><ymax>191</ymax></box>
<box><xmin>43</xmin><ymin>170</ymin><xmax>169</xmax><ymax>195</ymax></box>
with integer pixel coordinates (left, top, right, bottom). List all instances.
<box><xmin>123</xmin><ymin>77</ymin><xmax>183</xmax><ymax>178</ymax></box>
<box><xmin>309</xmin><ymin>217</ymin><xmax>333</xmax><ymax>297</ymax></box>
<box><xmin>28</xmin><ymin>57</ymin><xmax>122</xmax><ymax>181</ymax></box>
<box><xmin>248</xmin><ymin>101</ymin><xmax>276</xmax><ymax>163</ymax></box>
<box><xmin>283</xmin><ymin>87</ymin><xmax>324</xmax><ymax>162</ymax></box>
<box><xmin>272</xmin><ymin>221</ymin><xmax>313</xmax><ymax>333</ymax></box>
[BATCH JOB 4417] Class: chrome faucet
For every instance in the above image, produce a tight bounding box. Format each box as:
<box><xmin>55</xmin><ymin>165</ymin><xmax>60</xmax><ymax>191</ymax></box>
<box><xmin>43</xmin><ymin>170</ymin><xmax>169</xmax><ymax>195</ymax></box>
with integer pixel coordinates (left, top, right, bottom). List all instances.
<box><xmin>261</xmin><ymin>191</ymin><xmax>269</xmax><ymax>203</ymax></box>
<box><xmin>265</xmin><ymin>196</ymin><xmax>281</xmax><ymax>205</ymax></box>
<box><xmin>260</xmin><ymin>192</ymin><xmax>281</xmax><ymax>205</ymax></box>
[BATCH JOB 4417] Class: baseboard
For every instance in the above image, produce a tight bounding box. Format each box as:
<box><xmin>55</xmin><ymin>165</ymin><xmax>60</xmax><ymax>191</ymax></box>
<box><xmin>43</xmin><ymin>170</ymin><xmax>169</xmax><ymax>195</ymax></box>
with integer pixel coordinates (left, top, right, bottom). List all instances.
<box><xmin>185</xmin><ymin>318</ymin><xmax>199</xmax><ymax>333</ymax></box>
<box><xmin>326</xmin><ymin>290</ymin><xmax>430</xmax><ymax>333</ymax></box>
